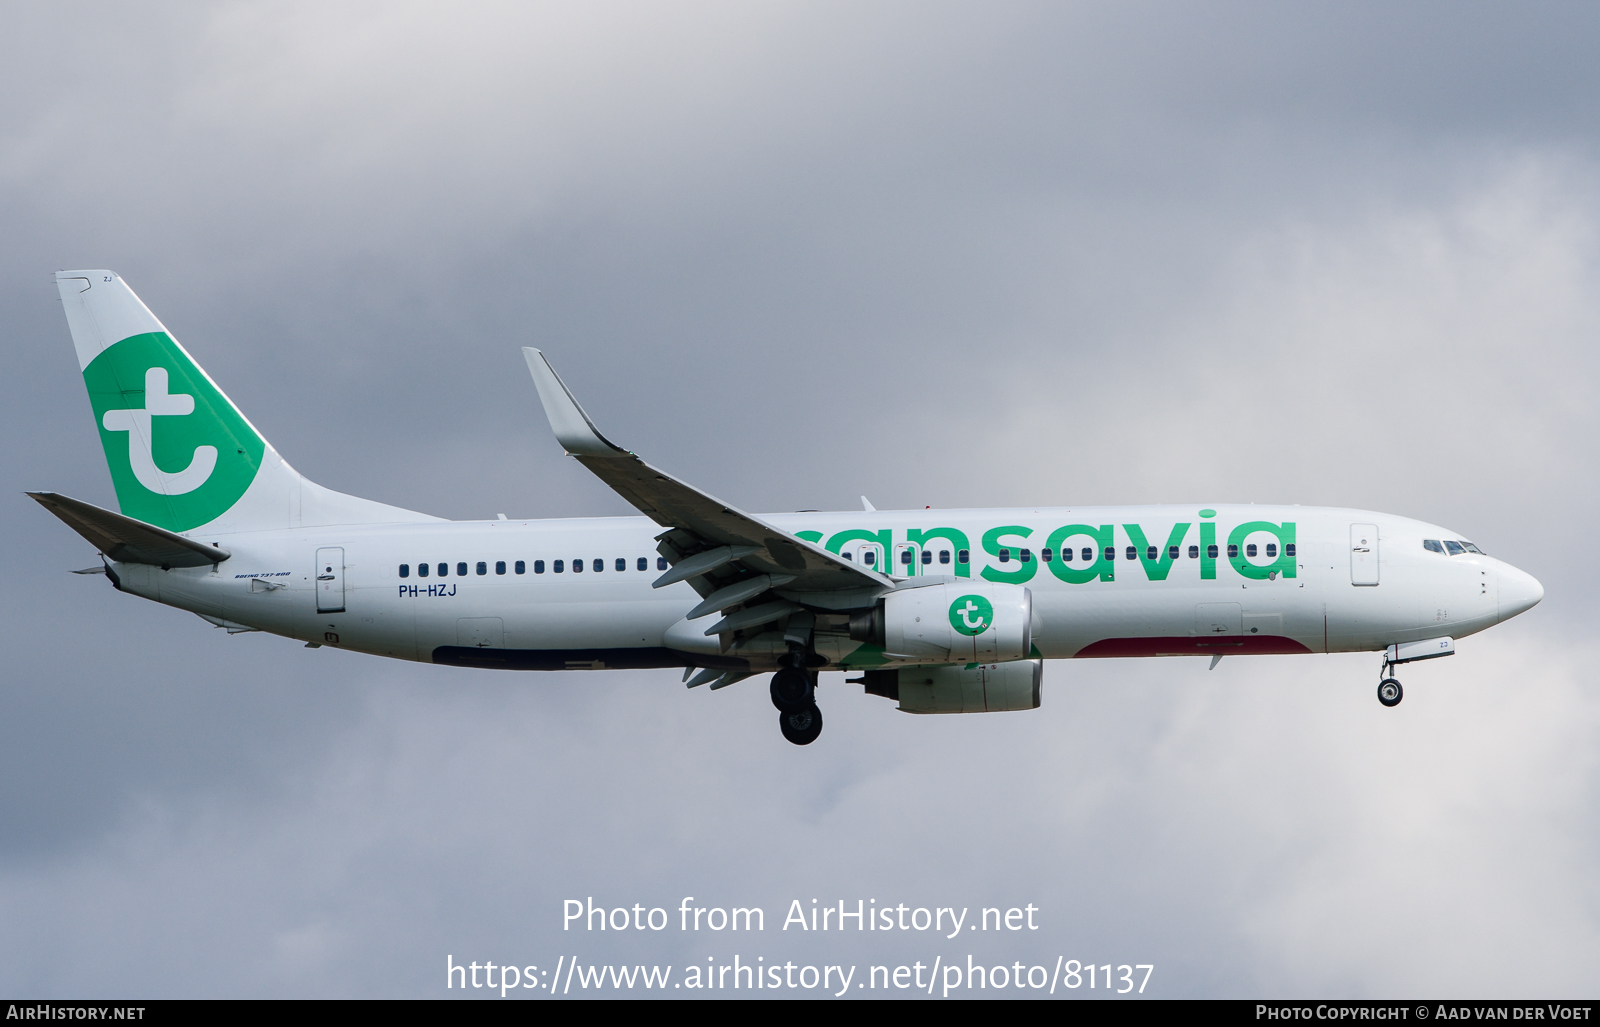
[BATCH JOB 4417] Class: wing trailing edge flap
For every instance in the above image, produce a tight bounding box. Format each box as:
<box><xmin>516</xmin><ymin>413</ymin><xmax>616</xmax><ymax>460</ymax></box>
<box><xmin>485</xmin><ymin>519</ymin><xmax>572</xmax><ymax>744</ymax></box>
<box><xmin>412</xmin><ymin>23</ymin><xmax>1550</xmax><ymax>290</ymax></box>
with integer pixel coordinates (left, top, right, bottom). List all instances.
<box><xmin>28</xmin><ymin>491</ymin><xmax>231</xmax><ymax>568</ymax></box>
<box><xmin>522</xmin><ymin>348</ymin><xmax>888</xmax><ymax>620</ymax></box>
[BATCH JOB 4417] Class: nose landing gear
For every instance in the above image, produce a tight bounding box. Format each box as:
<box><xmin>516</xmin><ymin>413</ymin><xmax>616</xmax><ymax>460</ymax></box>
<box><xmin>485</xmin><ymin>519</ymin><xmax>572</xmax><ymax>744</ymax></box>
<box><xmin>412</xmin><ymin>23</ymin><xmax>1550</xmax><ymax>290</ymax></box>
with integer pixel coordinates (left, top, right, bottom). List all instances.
<box><xmin>1376</xmin><ymin>651</ymin><xmax>1403</xmax><ymax>707</ymax></box>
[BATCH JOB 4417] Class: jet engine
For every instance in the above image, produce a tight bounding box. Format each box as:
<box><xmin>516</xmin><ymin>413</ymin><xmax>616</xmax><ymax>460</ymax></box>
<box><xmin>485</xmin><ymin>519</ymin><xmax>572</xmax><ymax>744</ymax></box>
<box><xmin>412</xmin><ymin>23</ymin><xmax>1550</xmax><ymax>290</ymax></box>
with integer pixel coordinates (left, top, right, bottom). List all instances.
<box><xmin>855</xmin><ymin>659</ymin><xmax>1043</xmax><ymax>714</ymax></box>
<box><xmin>849</xmin><ymin>581</ymin><xmax>1033</xmax><ymax>663</ymax></box>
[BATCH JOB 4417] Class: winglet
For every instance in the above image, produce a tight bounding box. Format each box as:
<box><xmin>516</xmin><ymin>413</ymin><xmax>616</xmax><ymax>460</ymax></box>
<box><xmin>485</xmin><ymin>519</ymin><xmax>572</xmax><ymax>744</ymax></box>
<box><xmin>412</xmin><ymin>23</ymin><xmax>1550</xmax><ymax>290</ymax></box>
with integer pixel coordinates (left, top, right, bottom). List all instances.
<box><xmin>522</xmin><ymin>348</ymin><xmax>628</xmax><ymax>458</ymax></box>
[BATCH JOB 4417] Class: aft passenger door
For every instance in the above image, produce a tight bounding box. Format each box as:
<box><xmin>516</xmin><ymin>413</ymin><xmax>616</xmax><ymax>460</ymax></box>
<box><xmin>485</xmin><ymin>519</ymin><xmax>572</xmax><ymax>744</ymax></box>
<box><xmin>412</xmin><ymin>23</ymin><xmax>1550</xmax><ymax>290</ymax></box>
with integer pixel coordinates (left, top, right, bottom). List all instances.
<box><xmin>1350</xmin><ymin>524</ymin><xmax>1379</xmax><ymax>586</ymax></box>
<box><xmin>315</xmin><ymin>547</ymin><xmax>346</xmax><ymax>613</ymax></box>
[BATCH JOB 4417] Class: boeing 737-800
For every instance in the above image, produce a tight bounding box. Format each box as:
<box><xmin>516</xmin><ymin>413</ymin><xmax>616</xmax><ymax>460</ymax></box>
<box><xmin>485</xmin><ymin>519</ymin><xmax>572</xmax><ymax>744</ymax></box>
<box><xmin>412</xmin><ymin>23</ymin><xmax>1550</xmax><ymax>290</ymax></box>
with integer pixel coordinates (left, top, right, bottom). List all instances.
<box><xmin>32</xmin><ymin>271</ymin><xmax>1544</xmax><ymax>744</ymax></box>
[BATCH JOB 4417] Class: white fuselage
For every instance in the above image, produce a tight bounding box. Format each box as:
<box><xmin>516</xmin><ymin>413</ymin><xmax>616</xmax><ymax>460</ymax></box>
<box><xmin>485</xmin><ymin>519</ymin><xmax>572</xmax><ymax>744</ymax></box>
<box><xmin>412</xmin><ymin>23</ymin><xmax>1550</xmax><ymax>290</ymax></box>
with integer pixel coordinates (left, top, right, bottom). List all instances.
<box><xmin>107</xmin><ymin>504</ymin><xmax>1543</xmax><ymax>674</ymax></box>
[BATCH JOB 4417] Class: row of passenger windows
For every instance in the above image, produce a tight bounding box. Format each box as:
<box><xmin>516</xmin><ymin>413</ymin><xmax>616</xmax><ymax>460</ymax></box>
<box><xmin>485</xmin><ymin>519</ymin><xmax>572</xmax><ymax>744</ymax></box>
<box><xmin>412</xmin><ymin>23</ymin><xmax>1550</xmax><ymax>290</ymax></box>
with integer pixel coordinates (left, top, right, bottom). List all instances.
<box><xmin>398</xmin><ymin>556</ymin><xmax>671</xmax><ymax>578</ymax></box>
<box><xmin>395</xmin><ymin>540</ymin><xmax>1304</xmax><ymax>579</ymax></box>
<box><xmin>1423</xmin><ymin>539</ymin><xmax>1484</xmax><ymax>556</ymax></box>
<box><xmin>848</xmin><ymin>549</ymin><xmax>966</xmax><ymax>566</ymax></box>
<box><xmin>990</xmin><ymin>543</ymin><xmax>1296</xmax><ymax>563</ymax></box>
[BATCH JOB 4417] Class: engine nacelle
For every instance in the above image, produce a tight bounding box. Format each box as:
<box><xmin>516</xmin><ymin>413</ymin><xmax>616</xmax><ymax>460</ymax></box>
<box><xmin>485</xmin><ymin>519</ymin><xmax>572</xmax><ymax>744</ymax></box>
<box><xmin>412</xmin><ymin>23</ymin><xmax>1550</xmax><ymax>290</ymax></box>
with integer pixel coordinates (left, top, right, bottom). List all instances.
<box><xmin>851</xmin><ymin>582</ymin><xmax>1033</xmax><ymax>664</ymax></box>
<box><xmin>858</xmin><ymin>660</ymin><xmax>1043</xmax><ymax>714</ymax></box>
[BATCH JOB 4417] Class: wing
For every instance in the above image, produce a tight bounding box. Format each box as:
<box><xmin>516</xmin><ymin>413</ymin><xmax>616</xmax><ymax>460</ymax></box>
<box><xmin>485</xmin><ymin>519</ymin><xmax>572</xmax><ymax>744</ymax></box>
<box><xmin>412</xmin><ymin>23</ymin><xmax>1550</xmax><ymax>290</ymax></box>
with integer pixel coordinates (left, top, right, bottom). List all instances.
<box><xmin>29</xmin><ymin>491</ymin><xmax>231</xmax><ymax>568</ymax></box>
<box><xmin>523</xmin><ymin>348</ymin><xmax>889</xmax><ymax>619</ymax></box>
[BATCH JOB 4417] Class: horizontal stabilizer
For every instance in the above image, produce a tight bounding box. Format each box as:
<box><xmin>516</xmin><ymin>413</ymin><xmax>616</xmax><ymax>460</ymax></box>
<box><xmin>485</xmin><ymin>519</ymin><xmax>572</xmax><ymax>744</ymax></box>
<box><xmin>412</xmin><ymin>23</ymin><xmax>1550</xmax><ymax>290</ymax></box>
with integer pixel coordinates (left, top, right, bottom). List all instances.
<box><xmin>27</xmin><ymin>491</ymin><xmax>230</xmax><ymax>567</ymax></box>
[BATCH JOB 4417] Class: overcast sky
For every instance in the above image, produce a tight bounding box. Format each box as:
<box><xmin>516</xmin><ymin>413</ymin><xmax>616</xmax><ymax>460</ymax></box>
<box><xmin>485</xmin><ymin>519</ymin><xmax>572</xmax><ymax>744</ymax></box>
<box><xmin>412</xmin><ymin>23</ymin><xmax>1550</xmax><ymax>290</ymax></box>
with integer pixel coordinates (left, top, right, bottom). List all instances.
<box><xmin>3</xmin><ymin>1</ymin><xmax>1599</xmax><ymax>998</ymax></box>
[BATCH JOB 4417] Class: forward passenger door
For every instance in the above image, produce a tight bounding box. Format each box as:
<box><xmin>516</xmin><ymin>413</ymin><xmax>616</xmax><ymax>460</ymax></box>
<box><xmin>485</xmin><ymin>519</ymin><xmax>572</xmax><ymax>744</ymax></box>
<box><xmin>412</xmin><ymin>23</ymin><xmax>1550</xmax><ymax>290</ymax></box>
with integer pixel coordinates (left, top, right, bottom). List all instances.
<box><xmin>1350</xmin><ymin>524</ymin><xmax>1379</xmax><ymax>586</ymax></box>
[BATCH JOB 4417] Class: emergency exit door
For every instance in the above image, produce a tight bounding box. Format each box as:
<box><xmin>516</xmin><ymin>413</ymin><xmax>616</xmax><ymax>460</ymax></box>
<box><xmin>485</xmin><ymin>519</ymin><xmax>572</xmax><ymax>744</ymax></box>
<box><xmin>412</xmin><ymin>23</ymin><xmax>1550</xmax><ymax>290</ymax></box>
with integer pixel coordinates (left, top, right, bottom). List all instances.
<box><xmin>316</xmin><ymin>547</ymin><xmax>346</xmax><ymax>612</ymax></box>
<box><xmin>1350</xmin><ymin>525</ymin><xmax>1379</xmax><ymax>586</ymax></box>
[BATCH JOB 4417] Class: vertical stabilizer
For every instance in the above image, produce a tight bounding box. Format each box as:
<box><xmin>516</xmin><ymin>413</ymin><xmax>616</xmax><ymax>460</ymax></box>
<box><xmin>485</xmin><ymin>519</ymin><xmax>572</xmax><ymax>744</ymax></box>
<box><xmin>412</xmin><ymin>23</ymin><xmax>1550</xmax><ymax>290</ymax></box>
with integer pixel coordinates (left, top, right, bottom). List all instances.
<box><xmin>54</xmin><ymin>270</ymin><xmax>438</xmax><ymax>534</ymax></box>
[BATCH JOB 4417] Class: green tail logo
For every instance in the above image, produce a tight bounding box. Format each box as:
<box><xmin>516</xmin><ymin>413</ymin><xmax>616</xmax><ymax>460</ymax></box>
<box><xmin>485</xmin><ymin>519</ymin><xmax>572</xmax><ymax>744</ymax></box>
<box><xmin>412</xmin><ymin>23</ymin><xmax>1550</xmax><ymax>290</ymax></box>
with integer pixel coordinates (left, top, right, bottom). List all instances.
<box><xmin>84</xmin><ymin>332</ymin><xmax>264</xmax><ymax>532</ymax></box>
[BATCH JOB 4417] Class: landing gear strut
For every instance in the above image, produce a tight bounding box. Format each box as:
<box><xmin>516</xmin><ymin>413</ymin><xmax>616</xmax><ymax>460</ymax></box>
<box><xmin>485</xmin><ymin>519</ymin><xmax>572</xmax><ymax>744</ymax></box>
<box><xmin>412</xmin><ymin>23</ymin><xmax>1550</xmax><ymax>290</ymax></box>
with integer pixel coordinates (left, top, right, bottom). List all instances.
<box><xmin>771</xmin><ymin>648</ymin><xmax>823</xmax><ymax>745</ymax></box>
<box><xmin>1377</xmin><ymin>652</ymin><xmax>1403</xmax><ymax>707</ymax></box>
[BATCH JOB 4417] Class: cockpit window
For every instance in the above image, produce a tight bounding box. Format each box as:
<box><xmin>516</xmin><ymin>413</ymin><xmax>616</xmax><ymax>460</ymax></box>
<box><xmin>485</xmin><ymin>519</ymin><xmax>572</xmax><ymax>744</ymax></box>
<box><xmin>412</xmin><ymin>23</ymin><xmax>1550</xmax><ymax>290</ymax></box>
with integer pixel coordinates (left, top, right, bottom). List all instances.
<box><xmin>1461</xmin><ymin>541</ymin><xmax>1485</xmax><ymax>555</ymax></box>
<box><xmin>1443</xmin><ymin>540</ymin><xmax>1465</xmax><ymax>556</ymax></box>
<box><xmin>1423</xmin><ymin>540</ymin><xmax>1444</xmax><ymax>554</ymax></box>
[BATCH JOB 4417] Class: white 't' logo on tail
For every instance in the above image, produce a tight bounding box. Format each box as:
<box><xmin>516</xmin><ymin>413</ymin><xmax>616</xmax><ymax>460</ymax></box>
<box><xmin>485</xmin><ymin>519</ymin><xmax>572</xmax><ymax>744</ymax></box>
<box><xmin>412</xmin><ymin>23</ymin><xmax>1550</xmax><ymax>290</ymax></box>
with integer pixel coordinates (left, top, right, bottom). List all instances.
<box><xmin>102</xmin><ymin>367</ymin><xmax>218</xmax><ymax>495</ymax></box>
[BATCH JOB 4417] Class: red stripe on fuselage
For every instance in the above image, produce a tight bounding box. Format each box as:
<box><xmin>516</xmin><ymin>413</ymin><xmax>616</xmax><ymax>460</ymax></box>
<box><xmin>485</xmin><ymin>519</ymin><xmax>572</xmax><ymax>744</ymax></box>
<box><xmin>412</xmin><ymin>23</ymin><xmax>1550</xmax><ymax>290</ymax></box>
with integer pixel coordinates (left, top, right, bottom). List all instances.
<box><xmin>1072</xmin><ymin>635</ymin><xmax>1314</xmax><ymax>658</ymax></box>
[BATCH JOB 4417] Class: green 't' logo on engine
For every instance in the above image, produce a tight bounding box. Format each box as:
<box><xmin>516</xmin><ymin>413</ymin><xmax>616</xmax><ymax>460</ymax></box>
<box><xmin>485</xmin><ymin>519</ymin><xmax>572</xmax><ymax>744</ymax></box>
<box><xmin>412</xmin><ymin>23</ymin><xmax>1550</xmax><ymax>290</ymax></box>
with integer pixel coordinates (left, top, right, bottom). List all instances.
<box><xmin>84</xmin><ymin>332</ymin><xmax>264</xmax><ymax>532</ymax></box>
<box><xmin>949</xmin><ymin>594</ymin><xmax>993</xmax><ymax>635</ymax></box>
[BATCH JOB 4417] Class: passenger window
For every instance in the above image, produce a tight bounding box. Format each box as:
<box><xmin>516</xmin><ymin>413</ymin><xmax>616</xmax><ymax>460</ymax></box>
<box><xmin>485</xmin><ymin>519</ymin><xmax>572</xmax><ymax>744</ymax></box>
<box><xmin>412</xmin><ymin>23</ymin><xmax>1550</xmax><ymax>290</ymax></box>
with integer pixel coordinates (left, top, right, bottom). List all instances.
<box><xmin>399</xmin><ymin>564</ymin><xmax>410</xmax><ymax>578</ymax></box>
<box><xmin>1285</xmin><ymin>544</ymin><xmax>1296</xmax><ymax>557</ymax></box>
<box><xmin>1265</xmin><ymin>544</ymin><xmax>1277</xmax><ymax>558</ymax></box>
<box><xmin>1168</xmin><ymin>546</ymin><xmax>1180</xmax><ymax>560</ymax></box>
<box><xmin>1208</xmin><ymin>545</ymin><xmax>1219</xmax><ymax>559</ymax></box>
<box><xmin>841</xmin><ymin>552</ymin><xmax>852</xmax><ymax>561</ymax></box>
<box><xmin>1082</xmin><ymin>548</ymin><xmax>1093</xmax><ymax>562</ymax></box>
<box><xmin>1062</xmin><ymin>548</ymin><xmax>1073</xmax><ymax>562</ymax></box>
<box><xmin>958</xmin><ymin>550</ymin><xmax>970</xmax><ymax>564</ymax></box>
<box><xmin>1020</xmin><ymin>549</ymin><xmax>1032</xmax><ymax>563</ymax></box>
<box><xmin>573</xmin><ymin>559</ymin><xmax>584</xmax><ymax>573</ymax></box>
<box><xmin>921</xmin><ymin>550</ymin><xmax>932</xmax><ymax>565</ymax></box>
<box><xmin>1423</xmin><ymin>540</ymin><xmax>1444</xmax><ymax>554</ymax></box>
<box><xmin>1105</xmin><ymin>547</ymin><xmax>1116</xmax><ymax>561</ymax></box>
<box><xmin>1146</xmin><ymin>546</ymin><xmax>1157</xmax><ymax>561</ymax></box>
<box><xmin>457</xmin><ymin>562</ymin><xmax>468</xmax><ymax>576</ymax></box>
<box><xmin>1227</xmin><ymin>545</ymin><xmax>1238</xmax><ymax>559</ymax></box>
<box><xmin>1245</xmin><ymin>544</ymin><xmax>1257</xmax><ymax>558</ymax></box>
<box><xmin>900</xmin><ymin>549</ymin><xmax>913</xmax><ymax>566</ymax></box>
<box><xmin>1125</xmin><ymin>546</ymin><xmax>1136</xmax><ymax>561</ymax></box>
<box><xmin>939</xmin><ymin>550</ymin><xmax>950</xmax><ymax>564</ymax></box>
<box><xmin>657</xmin><ymin>557</ymin><xmax>668</xmax><ymax>570</ymax></box>
<box><xmin>496</xmin><ymin>561</ymin><xmax>506</xmax><ymax>575</ymax></box>
<box><xmin>439</xmin><ymin>563</ymin><xmax>449</xmax><ymax>577</ymax></box>
<box><xmin>863</xmin><ymin>551</ymin><xmax>876</xmax><ymax>566</ymax></box>
<box><xmin>477</xmin><ymin>561</ymin><xmax>487</xmax><ymax>575</ymax></box>
<box><xmin>998</xmin><ymin>549</ymin><xmax>1011</xmax><ymax>563</ymax></box>
<box><xmin>637</xmin><ymin>557</ymin><xmax>648</xmax><ymax>571</ymax></box>
<box><xmin>1041</xmin><ymin>548</ymin><xmax>1053</xmax><ymax>562</ymax></box>
<box><xmin>616</xmin><ymin>558</ymin><xmax>625</xmax><ymax>572</ymax></box>
<box><xmin>1188</xmin><ymin>545</ymin><xmax>1199</xmax><ymax>559</ymax></box>
<box><xmin>518</xmin><ymin>560</ymin><xmax>529</xmax><ymax>574</ymax></box>
<box><xmin>1444</xmin><ymin>540</ymin><xmax>1465</xmax><ymax>556</ymax></box>
<box><xmin>418</xmin><ymin>563</ymin><xmax>429</xmax><ymax>577</ymax></box>
<box><xmin>554</xmin><ymin>560</ymin><xmax>564</xmax><ymax>573</ymax></box>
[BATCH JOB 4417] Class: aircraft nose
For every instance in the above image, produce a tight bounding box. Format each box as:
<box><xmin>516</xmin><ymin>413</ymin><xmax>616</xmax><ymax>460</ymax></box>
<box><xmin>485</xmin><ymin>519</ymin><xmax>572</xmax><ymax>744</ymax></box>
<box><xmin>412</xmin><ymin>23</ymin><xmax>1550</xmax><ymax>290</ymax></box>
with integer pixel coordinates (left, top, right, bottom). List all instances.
<box><xmin>1498</xmin><ymin>564</ymin><xmax>1544</xmax><ymax>622</ymax></box>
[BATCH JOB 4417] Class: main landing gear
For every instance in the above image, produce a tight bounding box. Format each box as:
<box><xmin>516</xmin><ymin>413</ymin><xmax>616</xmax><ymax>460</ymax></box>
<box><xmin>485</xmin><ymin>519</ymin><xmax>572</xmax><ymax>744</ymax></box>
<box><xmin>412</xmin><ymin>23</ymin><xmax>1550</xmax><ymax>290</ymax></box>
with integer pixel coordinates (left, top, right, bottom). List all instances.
<box><xmin>1377</xmin><ymin>652</ymin><xmax>1403</xmax><ymax>707</ymax></box>
<box><xmin>778</xmin><ymin>703</ymin><xmax>823</xmax><ymax>745</ymax></box>
<box><xmin>771</xmin><ymin>651</ymin><xmax>823</xmax><ymax>745</ymax></box>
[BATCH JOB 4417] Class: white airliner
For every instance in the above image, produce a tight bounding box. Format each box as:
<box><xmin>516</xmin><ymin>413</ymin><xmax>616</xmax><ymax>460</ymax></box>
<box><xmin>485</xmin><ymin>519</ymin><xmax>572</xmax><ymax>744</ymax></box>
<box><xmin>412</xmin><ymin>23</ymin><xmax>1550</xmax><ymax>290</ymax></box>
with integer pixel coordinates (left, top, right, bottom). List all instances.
<box><xmin>33</xmin><ymin>271</ymin><xmax>1544</xmax><ymax>744</ymax></box>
